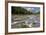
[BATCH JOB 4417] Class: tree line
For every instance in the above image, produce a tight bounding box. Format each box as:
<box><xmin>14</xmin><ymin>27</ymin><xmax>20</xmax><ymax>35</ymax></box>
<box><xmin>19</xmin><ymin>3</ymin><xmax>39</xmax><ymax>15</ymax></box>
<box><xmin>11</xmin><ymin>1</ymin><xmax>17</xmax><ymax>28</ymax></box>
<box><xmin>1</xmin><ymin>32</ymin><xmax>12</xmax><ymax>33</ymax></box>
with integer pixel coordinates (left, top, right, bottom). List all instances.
<box><xmin>11</xmin><ymin>6</ymin><xmax>40</xmax><ymax>15</ymax></box>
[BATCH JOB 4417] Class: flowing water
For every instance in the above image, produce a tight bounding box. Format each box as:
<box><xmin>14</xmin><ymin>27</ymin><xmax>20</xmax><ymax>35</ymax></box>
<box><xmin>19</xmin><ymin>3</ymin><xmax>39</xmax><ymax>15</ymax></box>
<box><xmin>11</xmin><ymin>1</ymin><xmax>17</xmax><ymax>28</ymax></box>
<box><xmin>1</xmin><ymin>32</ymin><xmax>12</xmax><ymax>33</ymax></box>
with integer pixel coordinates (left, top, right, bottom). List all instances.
<box><xmin>11</xmin><ymin>14</ymin><xmax>40</xmax><ymax>28</ymax></box>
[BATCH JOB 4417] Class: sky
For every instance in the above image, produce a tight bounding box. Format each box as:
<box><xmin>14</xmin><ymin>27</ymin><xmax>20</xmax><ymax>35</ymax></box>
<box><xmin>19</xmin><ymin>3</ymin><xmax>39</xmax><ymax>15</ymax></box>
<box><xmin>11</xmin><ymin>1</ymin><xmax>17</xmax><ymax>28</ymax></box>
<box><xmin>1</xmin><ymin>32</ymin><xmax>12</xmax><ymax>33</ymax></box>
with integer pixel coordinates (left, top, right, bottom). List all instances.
<box><xmin>24</xmin><ymin>7</ymin><xmax>40</xmax><ymax>13</ymax></box>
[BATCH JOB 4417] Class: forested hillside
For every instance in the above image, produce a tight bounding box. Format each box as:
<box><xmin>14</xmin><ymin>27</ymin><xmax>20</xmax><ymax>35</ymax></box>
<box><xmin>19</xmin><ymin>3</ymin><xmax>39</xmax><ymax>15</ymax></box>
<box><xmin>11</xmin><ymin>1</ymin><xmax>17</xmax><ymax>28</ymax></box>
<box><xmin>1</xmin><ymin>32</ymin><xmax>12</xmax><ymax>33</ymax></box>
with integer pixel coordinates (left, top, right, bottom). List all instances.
<box><xmin>11</xmin><ymin>6</ymin><xmax>40</xmax><ymax>15</ymax></box>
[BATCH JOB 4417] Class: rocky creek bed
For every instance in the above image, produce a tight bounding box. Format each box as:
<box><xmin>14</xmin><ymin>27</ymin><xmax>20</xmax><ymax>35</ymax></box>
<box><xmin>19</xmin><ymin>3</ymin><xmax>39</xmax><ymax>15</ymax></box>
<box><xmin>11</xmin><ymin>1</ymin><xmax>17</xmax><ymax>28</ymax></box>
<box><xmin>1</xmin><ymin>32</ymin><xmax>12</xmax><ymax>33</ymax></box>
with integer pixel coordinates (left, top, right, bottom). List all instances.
<box><xmin>11</xmin><ymin>15</ymin><xmax>40</xmax><ymax>28</ymax></box>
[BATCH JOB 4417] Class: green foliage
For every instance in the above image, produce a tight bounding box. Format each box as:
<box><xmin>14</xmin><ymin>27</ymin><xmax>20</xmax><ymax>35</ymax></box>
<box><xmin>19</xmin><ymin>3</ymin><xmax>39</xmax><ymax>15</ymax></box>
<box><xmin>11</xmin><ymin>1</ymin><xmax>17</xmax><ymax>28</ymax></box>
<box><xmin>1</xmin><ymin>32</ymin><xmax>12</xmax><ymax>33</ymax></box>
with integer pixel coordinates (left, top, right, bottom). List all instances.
<box><xmin>11</xmin><ymin>6</ymin><xmax>40</xmax><ymax>15</ymax></box>
<box><xmin>11</xmin><ymin>6</ymin><xmax>32</xmax><ymax>15</ymax></box>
